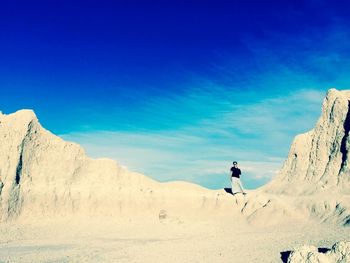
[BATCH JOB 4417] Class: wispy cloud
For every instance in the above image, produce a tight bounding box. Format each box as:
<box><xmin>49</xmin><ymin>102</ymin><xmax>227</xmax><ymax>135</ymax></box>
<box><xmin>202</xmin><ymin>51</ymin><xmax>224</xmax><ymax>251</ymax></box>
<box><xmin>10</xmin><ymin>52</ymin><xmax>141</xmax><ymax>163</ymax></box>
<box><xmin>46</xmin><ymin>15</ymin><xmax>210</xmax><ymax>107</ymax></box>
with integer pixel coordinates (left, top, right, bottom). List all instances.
<box><xmin>61</xmin><ymin>22</ymin><xmax>350</xmax><ymax>190</ymax></box>
<box><xmin>61</xmin><ymin>88</ymin><xmax>324</xmax><ymax>189</ymax></box>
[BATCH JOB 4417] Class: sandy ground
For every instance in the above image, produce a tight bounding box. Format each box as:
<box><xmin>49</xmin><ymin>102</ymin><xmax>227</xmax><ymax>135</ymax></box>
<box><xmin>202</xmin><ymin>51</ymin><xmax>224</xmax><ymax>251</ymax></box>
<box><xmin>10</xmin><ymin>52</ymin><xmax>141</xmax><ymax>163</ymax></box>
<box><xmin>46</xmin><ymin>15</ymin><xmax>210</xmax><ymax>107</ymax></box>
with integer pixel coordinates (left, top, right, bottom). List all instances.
<box><xmin>0</xmin><ymin>218</ymin><xmax>348</xmax><ymax>263</ymax></box>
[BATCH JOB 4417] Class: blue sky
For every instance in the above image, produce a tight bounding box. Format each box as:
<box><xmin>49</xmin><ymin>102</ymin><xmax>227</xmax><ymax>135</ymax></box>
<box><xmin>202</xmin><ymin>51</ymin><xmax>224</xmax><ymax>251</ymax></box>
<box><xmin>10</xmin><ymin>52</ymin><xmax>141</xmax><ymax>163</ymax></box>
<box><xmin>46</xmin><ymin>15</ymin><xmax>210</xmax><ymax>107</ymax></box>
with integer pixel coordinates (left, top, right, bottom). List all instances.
<box><xmin>1</xmin><ymin>1</ymin><xmax>350</xmax><ymax>189</ymax></box>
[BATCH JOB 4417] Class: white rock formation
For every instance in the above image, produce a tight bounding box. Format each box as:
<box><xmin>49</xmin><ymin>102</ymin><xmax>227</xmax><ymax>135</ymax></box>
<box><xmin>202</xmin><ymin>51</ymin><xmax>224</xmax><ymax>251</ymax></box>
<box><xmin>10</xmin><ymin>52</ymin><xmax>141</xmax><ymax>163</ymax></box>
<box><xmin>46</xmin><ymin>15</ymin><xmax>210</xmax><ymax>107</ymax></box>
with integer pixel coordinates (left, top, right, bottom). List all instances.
<box><xmin>0</xmin><ymin>110</ymin><xmax>238</xmax><ymax>222</ymax></box>
<box><xmin>260</xmin><ymin>89</ymin><xmax>350</xmax><ymax>226</ymax></box>
<box><xmin>0</xmin><ymin>88</ymin><xmax>349</xmax><ymax>227</ymax></box>
<box><xmin>288</xmin><ymin>241</ymin><xmax>350</xmax><ymax>263</ymax></box>
<box><xmin>265</xmin><ymin>89</ymin><xmax>350</xmax><ymax>195</ymax></box>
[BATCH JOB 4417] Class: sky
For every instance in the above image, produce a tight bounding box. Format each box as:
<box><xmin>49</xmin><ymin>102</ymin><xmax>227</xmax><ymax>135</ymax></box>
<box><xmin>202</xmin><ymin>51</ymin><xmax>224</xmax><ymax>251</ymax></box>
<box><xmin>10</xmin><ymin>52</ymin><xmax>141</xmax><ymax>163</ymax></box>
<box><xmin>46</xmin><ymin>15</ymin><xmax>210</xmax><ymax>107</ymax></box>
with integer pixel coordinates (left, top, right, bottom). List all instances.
<box><xmin>1</xmin><ymin>1</ymin><xmax>350</xmax><ymax>189</ymax></box>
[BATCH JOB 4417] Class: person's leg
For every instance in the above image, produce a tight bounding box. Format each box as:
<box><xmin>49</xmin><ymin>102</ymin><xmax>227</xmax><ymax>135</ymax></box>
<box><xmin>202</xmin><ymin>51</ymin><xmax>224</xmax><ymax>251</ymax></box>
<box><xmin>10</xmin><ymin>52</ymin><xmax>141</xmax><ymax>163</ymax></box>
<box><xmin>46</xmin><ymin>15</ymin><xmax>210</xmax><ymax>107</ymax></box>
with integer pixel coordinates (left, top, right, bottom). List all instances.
<box><xmin>231</xmin><ymin>177</ymin><xmax>238</xmax><ymax>194</ymax></box>
<box><xmin>231</xmin><ymin>177</ymin><xmax>235</xmax><ymax>194</ymax></box>
<box><xmin>238</xmin><ymin>179</ymin><xmax>246</xmax><ymax>194</ymax></box>
<box><xmin>232</xmin><ymin>177</ymin><xmax>241</xmax><ymax>194</ymax></box>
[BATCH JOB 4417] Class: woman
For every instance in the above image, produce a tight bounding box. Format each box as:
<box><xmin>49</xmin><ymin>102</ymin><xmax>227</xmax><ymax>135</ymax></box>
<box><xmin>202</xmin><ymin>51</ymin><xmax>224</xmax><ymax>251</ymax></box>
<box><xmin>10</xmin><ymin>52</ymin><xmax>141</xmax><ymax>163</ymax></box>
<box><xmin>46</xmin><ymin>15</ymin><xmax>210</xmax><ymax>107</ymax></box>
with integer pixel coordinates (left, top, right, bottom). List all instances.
<box><xmin>230</xmin><ymin>161</ymin><xmax>246</xmax><ymax>195</ymax></box>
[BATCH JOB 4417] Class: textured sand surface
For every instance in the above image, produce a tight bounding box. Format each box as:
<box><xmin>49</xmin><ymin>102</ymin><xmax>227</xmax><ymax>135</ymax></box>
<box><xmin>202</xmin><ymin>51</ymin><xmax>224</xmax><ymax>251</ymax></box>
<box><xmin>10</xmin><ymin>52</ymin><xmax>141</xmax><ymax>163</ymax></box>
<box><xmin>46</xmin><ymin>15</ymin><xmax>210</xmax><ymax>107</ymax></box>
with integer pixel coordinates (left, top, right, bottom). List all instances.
<box><xmin>0</xmin><ymin>220</ymin><xmax>349</xmax><ymax>263</ymax></box>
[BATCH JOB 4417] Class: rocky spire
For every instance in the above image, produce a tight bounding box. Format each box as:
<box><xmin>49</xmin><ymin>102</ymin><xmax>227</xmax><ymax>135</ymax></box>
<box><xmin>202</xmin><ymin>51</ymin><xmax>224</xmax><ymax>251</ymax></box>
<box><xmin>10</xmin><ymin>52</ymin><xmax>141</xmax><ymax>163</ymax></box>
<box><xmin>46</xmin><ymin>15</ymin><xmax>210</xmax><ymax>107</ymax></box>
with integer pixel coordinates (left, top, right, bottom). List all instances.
<box><xmin>265</xmin><ymin>89</ymin><xmax>350</xmax><ymax>194</ymax></box>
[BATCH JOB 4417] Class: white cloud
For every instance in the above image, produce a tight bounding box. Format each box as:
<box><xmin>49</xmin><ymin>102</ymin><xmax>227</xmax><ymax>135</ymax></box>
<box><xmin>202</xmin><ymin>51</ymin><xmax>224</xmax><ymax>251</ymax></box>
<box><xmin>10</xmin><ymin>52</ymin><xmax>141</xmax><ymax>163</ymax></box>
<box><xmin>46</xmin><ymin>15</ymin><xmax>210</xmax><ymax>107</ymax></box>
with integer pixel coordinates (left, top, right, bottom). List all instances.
<box><xmin>60</xmin><ymin>88</ymin><xmax>325</xmax><ymax>189</ymax></box>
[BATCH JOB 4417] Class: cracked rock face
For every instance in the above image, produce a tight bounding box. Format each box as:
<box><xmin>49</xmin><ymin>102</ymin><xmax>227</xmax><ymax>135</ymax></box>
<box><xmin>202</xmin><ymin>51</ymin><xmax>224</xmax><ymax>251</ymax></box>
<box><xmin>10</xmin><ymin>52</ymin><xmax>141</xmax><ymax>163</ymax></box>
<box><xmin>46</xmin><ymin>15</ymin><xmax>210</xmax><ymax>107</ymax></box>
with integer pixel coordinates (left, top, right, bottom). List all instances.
<box><xmin>265</xmin><ymin>89</ymin><xmax>350</xmax><ymax>195</ymax></box>
<box><xmin>0</xmin><ymin>110</ymin><xmax>38</xmax><ymax>220</ymax></box>
<box><xmin>288</xmin><ymin>241</ymin><xmax>350</xmax><ymax>263</ymax></box>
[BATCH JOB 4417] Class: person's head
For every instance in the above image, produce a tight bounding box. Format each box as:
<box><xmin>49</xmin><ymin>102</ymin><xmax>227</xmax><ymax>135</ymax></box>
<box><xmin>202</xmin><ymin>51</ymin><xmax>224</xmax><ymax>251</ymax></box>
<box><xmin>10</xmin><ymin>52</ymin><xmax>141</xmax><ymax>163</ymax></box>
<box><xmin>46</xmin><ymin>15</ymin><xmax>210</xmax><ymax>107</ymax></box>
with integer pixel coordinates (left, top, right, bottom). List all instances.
<box><xmin>233</xmin><ymin>161</ymin><xmax>238</xmax><ymax>167</ymax></box>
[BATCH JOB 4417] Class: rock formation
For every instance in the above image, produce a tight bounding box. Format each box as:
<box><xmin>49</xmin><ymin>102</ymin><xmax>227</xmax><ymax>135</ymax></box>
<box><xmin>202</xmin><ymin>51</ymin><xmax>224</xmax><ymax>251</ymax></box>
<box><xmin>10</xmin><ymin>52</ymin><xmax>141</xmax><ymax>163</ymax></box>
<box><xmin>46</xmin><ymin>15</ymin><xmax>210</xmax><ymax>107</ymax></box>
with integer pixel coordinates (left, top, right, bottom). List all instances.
<box><xmin>287</xmin><ymin>241</ymin><xmax>350</xmax><ymax>263</ymax></box>
<box><xmin>0</xmin><ymin>110</ymin><xmax>236</xmax><ymax>222</ymax></box>
<box><xmin>265</xmin><ymin>89</ymin><xmax>350</xmax><ymax>195</ymax></box>
<box><xmin>0</xmin><ymin>88</ymin><xmax>349</xmax><ymax>227</ymax></box>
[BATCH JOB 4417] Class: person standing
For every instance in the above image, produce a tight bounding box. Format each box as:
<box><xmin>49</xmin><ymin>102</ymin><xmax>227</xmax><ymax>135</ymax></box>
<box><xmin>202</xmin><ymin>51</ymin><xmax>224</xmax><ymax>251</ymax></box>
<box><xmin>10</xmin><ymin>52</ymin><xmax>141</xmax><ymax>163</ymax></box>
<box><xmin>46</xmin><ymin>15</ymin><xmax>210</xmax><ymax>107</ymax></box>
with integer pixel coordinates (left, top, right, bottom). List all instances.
<box><xmin>230</xmin><ymin>161</ymin><xmax>246</xmax><ymax>195</ymax></box>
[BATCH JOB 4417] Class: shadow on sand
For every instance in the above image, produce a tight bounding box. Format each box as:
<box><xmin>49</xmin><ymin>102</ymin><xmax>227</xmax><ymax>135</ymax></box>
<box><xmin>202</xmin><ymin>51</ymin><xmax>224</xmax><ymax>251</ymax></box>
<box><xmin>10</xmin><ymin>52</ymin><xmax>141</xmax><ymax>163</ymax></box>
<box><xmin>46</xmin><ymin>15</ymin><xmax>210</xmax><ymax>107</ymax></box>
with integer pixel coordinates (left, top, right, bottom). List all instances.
<box><xmin>280</xmin><ymin>251</ymin><xmax>291</xmax><ymax>263</ymax></box>
<box><xmin>224</xmin><ymin>188</ymin><xmax>245</xmax><ymax>196</ymax></box>
<box><xmin>224</xmin><ymin>188</ymin><xmax>233</xmax><ymax>195</ymax></box>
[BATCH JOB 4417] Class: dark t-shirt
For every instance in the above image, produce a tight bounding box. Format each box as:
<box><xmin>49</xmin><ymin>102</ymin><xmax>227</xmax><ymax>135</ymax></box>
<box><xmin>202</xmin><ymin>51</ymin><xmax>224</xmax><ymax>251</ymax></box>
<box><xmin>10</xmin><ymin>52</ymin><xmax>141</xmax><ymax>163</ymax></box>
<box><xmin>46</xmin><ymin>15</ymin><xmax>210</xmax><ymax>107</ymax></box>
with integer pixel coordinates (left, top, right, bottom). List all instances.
<box><xmin>231</xmin><ymin>167</ymin><xmax>241</xmax><ymax>178</ymax></box>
